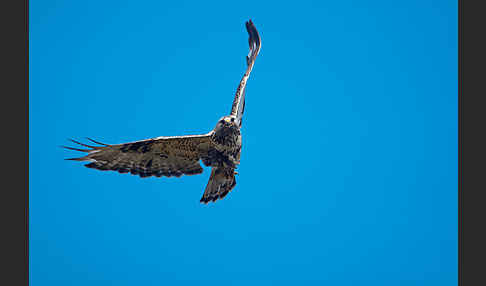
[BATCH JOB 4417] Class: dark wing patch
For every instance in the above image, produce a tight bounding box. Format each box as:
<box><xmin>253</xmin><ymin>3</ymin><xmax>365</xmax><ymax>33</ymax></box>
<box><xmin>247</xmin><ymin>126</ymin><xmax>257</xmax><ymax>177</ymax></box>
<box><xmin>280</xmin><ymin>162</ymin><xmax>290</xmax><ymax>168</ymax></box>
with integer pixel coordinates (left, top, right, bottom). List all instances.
<box><xmin>65</xmin><ymin>134</ymin><xmax>214</xmax><ymax>178</ymax></box>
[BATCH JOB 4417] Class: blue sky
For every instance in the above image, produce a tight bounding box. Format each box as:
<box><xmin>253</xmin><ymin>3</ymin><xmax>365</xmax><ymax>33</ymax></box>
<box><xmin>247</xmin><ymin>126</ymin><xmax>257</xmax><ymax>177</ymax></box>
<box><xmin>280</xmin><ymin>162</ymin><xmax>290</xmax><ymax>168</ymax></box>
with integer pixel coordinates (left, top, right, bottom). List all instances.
<box><xmin>30</xmin><ymin>0</ymin><xmax>457</xmax><ymax>285</ymax></box>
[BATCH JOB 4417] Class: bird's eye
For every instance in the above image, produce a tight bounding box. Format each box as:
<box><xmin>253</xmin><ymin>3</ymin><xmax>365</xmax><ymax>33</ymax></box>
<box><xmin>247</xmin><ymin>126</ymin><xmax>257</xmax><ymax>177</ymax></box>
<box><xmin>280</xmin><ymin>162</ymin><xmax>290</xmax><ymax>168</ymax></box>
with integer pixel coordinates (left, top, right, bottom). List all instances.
<box><xmin>231</xmin><ymin>118</ymin><xmax>235</xmax><ymax>122</ymax></box>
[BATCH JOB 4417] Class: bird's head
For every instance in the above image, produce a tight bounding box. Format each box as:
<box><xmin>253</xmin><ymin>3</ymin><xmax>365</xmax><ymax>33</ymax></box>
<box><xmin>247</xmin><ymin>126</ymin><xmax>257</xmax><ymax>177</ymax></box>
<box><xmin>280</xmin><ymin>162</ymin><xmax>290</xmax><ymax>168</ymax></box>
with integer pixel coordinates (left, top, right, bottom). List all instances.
<box><xmin>215</xmin><ymin>115</ymin><xmax>239</xmax><ymax>131</ymax></box>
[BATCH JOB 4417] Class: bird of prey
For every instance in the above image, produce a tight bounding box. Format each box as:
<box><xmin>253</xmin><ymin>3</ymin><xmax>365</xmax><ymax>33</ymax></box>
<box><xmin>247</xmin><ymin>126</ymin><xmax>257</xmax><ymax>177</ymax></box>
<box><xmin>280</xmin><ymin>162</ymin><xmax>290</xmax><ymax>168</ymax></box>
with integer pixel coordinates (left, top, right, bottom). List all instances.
<box><xmin>64</xmin><ymin>20</ymin><xmax>261</xmax><ymax>204</ymax></box>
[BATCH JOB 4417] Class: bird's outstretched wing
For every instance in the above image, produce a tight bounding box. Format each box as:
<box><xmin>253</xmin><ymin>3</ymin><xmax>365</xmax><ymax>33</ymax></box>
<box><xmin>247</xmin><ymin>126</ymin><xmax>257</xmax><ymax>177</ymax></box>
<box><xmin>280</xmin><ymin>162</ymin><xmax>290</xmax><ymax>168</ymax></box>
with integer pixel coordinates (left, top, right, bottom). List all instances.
<box><xmin>230</xmin><ymin>19</ymin><xmax>261</xmax><ymax>127</ymax></box>
<box><xmin>64</xmin><ymin>134</ymin><xmax>214</xmax><ymax>178</ymax></box>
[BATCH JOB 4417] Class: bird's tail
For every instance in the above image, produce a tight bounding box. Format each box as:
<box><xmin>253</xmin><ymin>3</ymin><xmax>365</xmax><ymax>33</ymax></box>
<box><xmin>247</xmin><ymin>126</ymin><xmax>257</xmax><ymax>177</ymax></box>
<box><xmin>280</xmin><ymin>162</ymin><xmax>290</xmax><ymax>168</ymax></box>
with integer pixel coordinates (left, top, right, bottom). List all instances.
<box><xmin>200</xmin><ymin>167</ymin><xmax>236</xmax><ymax>204</ymax></box>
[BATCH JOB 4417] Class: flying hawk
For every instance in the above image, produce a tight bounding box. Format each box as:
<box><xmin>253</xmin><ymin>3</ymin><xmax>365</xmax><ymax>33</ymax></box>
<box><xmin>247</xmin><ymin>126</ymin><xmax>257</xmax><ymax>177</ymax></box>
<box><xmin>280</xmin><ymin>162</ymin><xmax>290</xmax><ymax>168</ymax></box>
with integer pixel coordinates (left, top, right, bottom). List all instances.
<box><xmin>64</xmin><ymin>20</ymin><xmax>261</xmax><ymax>204</ymax></box>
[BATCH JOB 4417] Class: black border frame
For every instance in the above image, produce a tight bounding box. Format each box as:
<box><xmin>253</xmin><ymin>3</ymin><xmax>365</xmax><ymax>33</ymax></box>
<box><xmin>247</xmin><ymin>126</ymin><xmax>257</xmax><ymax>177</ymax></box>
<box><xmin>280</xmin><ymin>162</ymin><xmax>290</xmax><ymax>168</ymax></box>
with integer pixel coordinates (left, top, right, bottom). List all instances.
<box><xmin>2</xmin><ymin>0</ymin><xmax>28</xmax><ymax>285</ymax></box>
<box><xmin>26</xmin><ymin>0</ymin><xmax>29</xmax><ymax>284</ymax></box>
<box><xmin>459</xmin><ymin>0</ymin><xmax>486</xmax><ymax>285</ymax></box>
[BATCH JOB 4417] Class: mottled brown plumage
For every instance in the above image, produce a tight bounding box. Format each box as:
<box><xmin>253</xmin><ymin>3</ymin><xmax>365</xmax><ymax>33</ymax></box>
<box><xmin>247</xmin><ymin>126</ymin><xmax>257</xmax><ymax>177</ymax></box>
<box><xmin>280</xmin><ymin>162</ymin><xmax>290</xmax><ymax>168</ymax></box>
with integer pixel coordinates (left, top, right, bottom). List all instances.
<box><xmin>65</xmin><ymin>20</ymin><xmax>261</xmax><ymax>204</ymax></box>
<box><xmin>65</xmin><ymin>135</ymin><xmax>212</xmax><ymax>178</ymax></box>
